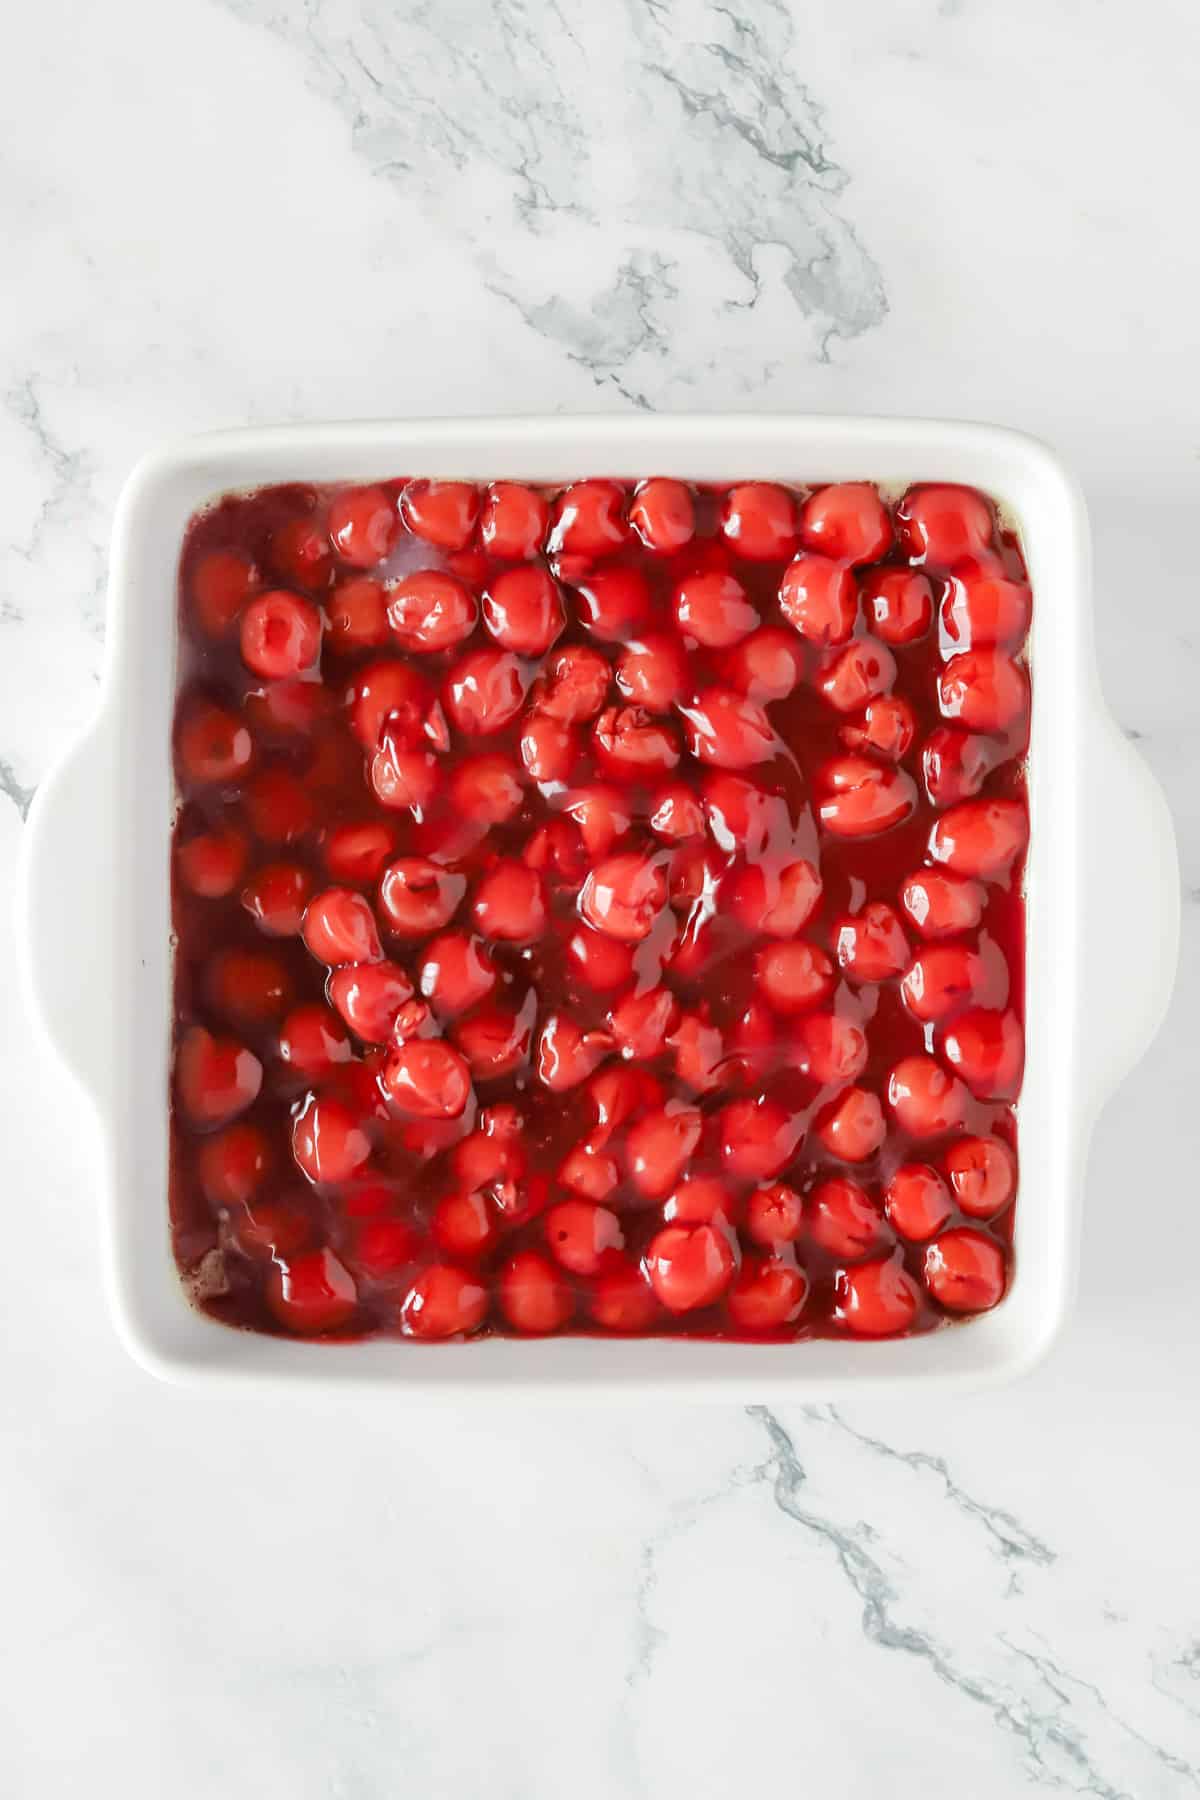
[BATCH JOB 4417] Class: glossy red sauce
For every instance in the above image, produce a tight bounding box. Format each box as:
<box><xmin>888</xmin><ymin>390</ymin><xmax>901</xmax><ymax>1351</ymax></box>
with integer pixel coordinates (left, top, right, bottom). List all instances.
<box><xmin>170</xmin><ymin>476</ymin><xmax>1029</xmax><ymax>1343</ymax></box>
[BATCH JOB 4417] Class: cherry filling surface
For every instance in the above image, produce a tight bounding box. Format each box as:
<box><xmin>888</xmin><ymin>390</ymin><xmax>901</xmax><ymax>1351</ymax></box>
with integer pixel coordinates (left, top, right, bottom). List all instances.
<box><xmin>171</xmin><ymin>477</ymin><xmax>1028</xmax><ymax>1343</ymax></box>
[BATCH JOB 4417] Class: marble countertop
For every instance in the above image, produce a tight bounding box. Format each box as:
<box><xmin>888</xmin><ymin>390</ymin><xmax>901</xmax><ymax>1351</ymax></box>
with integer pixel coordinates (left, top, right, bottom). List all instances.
<box><xmin>3</xmin><ymin>1</ymin><xmax>1199</xmax><ymax>1794</ymax></box>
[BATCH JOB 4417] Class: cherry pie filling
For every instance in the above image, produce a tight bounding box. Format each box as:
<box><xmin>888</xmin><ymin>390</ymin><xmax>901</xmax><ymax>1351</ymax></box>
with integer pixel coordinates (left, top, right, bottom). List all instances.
<box><xmin>171</xmin><ymin>475</ymin><xmax>1028</xmax><ymax>1342</ymax></box>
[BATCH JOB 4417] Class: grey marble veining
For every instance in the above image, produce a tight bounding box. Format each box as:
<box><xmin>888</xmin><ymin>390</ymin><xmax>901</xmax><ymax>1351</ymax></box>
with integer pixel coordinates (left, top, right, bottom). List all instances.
<box><xmin>1</xmin><ymin>0</ymin><xmax>1199</xmax><ymax>1794</ymax></box>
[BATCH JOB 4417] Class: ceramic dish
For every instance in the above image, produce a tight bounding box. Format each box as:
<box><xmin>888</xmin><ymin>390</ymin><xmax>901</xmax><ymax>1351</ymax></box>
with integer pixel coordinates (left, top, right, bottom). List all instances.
<box><xmin>16</xmin><ymin>415</ymin><xmax>1179</xmax><ymax>1392</ymax></box>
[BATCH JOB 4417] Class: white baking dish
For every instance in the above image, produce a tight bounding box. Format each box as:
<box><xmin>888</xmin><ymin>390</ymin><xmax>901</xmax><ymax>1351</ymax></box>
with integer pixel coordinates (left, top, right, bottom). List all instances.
<box><xmin>16</xmin><ymin>415</ymin><xmax>1179</xmax><ymax>1394</ymax></box>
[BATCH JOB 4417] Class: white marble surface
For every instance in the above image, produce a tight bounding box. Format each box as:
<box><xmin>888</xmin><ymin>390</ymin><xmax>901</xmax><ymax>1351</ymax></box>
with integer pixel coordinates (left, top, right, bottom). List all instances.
<box><xmin>3</xmin><ymin>1</ymin><xmax>1200</xmax><ymax>1794</ymax></box>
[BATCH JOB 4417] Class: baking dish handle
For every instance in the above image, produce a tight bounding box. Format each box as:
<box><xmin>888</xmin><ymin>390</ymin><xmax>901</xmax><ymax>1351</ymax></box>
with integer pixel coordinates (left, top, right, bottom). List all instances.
<box><xmin>17</xmin><ymin>714</ymin><xmax>117</xmax><ymax>1110</ymax></box>
<box><xmin>1079</xmin><ymin>709</ymin><xmax>1179</xmax><ymax>1112</ymax></box>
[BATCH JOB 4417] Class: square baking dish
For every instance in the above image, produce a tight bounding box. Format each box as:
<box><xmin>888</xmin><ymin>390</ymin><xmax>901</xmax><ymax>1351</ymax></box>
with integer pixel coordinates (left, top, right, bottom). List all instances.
<box><xmin>17</xmin><ymin>415</ymin><xmax>1179</xmax><ymax>1394</ymax></box>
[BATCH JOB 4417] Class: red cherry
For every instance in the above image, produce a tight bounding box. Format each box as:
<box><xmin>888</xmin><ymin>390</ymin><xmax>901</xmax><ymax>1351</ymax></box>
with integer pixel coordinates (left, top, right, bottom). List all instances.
<box><xmin>799</xmin><ymin>482</ymin><xmax>892</xmax><ymax>564</ymax></box>
<box><xmin>834</xmin><ymin>1256</ymin><xmax>920</xmax><ymax>1336</ymax></box>
<box><xmin>721</xmin><ymin>483</ymin><xmax>798</xmax><ymax>561</ymax></box>
<box><xmin>588</xmin><ymin>1257</ymin><xmax>660</xmax><ymax>1331</ymax></box>
<box><xmin>348</xmin><ymin>1216</ymin><xmax>418</xmax><ymax>1279</ymax></box>
<box><xmin>317</xmin><ymin>823</ymin><xmax>392</xmax><ymax>889</ymax></box>
<box><xmin>615</xmin><ymin>633</ymin><xmax>689</xmax><ymax>712</ymax></box>
<box><xmin>719</xmin><ymin>1097</ymin><xmax>798</xmax><ymax>1181</ymax></box>
<box><xmin>701</xmin><ymin>773</ymin><xmax>793</xmax><ymax>857</ymax></box>
<box><xmin>519</xmin><ymin>711</ymin><xmax>577</xmax><ymax>783</ymax></box>
<box><xmin>757</xmin><ymin>941</ymin><xmax>835</xmax><ymax>1014</ymax></box>
<box><xmin>941</xmin><ymin>1007</ymin><xmax>1023</xmax><ymax>1099</ymax></box>
<box><xmin>478</xmin><ymin>482</ymin><xmax>549</xmax><ymax>559</ymax></box>
<box><xmin>626</xmin><ymin>1105</ymin><xmax>703</xmax><ymax>1198</ymax></box>
<box><xmin>840</xmin><ymin>695</ymin><xmax>915</xmax><ymax>760</ymax></box>
<box><xmin>580</xmin><ymin>852</ymin><xmax>667</xmax><ymax>942</ymax></box>
<box><xmin>573</xmin><ymin>566</ymin><xmax>650</xmax><ymax>640</ymax></box>
<box><xmin>450</xmin><ymin>1115</ymin><xmax>524</xmax><ymax>1189</ymax></box>
<box><xmin>730</xmin><ymin>860</ymin><xmax>823</xmax><ymax>938</ymax></box>
<box><xmin>745</xmin><ymin>1183</ymin><xmax>804</xmax><ymax>1245</ymax></box>
<box><xmin>524</xmin><ymin>819</ymin><xmax>588</xmax><ymax>887</ymax></box>
<box><xmin>779</xmin><ymin>554</ymin><xmax>857</xmax><ymax>644</ymax></box>
<box><xmin>834</xmin><ymin>902</ymin><xmax>910</xmax><ymax>983</ymax></box>
<box><xmin>329</xmin><ymin>961</ymin><xmax>415</xmax><ymax>1043</ymax></box>
<box><xmin>629</xmin><ymin>478</ymin><xmax>695</xmax><ymax>552</ymax></box>
<box><xmin>674</xmin><ymin>570</ymin><xmax>758</xmax><ymax>647</ymax></box>
<box><xmin>240</xmin><ymin>862</ymin><xmax>312</xmax><ymax>937</ymax></box>
<box><xmin>898</xmin><ymin>484</ymin><xmax>995</xmax><ymax>568</ymax></box>
<box><xmin>239</xmin><ymin>590</ymin><xmax>322</xmax><ymax>679</ymax></box>
<box><xmin>400</xmin><ymin>480</ymin><xmax>480</xmax><ymax>552</ymax></box>
<box><xmin>560</xmin><ymin>786</ymin><xmax>630</xmax><ymax>860</ymax></box>
<box><xmin>206</xmin><ymin>947</ymin><xmax>293</xmax><ymax>1029</ymax></box>
<box><xmin>190</xmin><ymin>548</ymin><xmax>257</xmax><ymax>640</ymax></box>
<box><xmin>269</xmin><ymin>515</ymin><xmax>333</xmax><ymax>592</ymax></box>
<box><xmin>382</xmin><ymin>1038</ymin><xmax>472</xmax><ymax>1118</ymax></box>
<box><xmin>301</xmin><ymin>887</ymin><xmax>382</xmax><ymax>966</ymax></box>
<box><xmin>544</xmin><ymin>1199</ymin><xmax>624</xmax><ymax>1275</ymax></box>
<box><xmin>232</xmin><ymin>1197</ymin><xmax>311</xmax><ymax>1261</ymax></box>
<box><xmin>338</xmin><ymin>1177</ymin><xmax>402</xmax><ymax>1220</ymax></box>
<box><xmin>819</xmin><ymin>638</ymin><xmax>897</xmax><ymax>714</ymax></box>
<box><xmin>921</xmin><ymin>726</ymin><xmax>997</xmax><ymax>808</ymax></box>
<box><xmin>817</xmin><ymin>755</ymin><xmax>917</xmax><ymax>838</ymax></box>
<box><xmin>444</xmin><ymin>647</ymin><xmax>528</xmax><ymax>735</ymax></box>
<box><xmin>243</xmin><ymin>769</ymin><xmax>315</xmax><ymax>845</ymax></box>
<box><xmin>550</xmin><ymin>480</ymin><xmax>629</xmax><ymax>560</ymax></box>
<box><xmin>482</xmin><ymin>565</ymin><xmax>564</xmax><ymax>656</ymax></box>
<box><xmin>176</xmin><ymin>697</ymin><xmax>253</xmax><ymax>787</ymax></box>
<box><xmin>536</xmin><ymin>1014</ymin><xmax>612</xmax><ymax>1091</ymax></box>
<box><xmin>901</xmin><ymin>941</ymin><xmax>1004</xmax><ymax>1024</ymax></box>
<box><xmin>447</xmin><ymin>753</ymin><xmax>525</xmax><ymax>828</ymax></box>
<box><xmin>898</xmin><ymin>870</ymin><xmax>985</xmax><ymax>938</ymax></box>
<box><xmin>266</xmin><ymin>1248</ymin><xmax>357</xmax><ymax>1334</ymax></box>
<box><xmin>929</xmin><ymin>799</ymin><xmax>1028</xmax><ymax>879</ymax></box>
<box><xmin>291</xmin><ymin>1095</ymin><xmax>371</xmax><ymax>1184</ymax></box>
<box><xmin>726</xmin><ymin>1258</ymin><xmax>807</xmax><ymax>1332</ymax></box>
<box><xmin>325</xmin><ymin>576</ymin><xmax>390</xmax><ymax>652</ymax></box>
<box><xmin>454</xmin><ymin>1004</ymin><xmax>534</xmax><ymax>1080</ymax></box>
<box><xmin>814</xmin><ymin>1087</ymin><xmax>886</xmax><ymax>1162</ymax></box>
<box><xmin>609</xmin><ymin>986</ymin><xmax>680</xmax><ymax>1059</ymax></box>
<box><xmin>197</xmin><ymin>1121</ymin><xmax>272</xmax><ymax>1207</ymax></box>
<box><xmin>418</xmin><ymin>933</ymin><xmax>498</xmax><ymax>1017</ymax></box>
<box><xmin>497</xmin><ymin>1251</ymin><xmax>574</xmax><ymax>1334</ymax></box>
<box><xmin>246</xmin><ymin>678</ymin><xmax>332</xmax><ymax>739</ymax></box>
<box><xmin>403</xmin><ymin>1263</ymin><xmax>489</xmax><ymax>1337</ymax></box>
<box><xmin>795</xmin><ymin>1013</ymin><xmax>868</xmax><ymax>1086</ymax></box>
<box><xmin>681</xmin><ymin>687</ymin><xmax>775</xmax><ymax>769</ymax></box>
<box><xmin>662</xmin><ymin>1175</ymin><xmax>737</xmax><ymax>1227</ymax></box>
<box><xmin>648</xmin><ymin>784</ymin><xmax>705</xmax><ymax>843</ymax></box>
<box><xmin>886</xmin><ymin>1055</ymin><xmax>968</xmax><ymax>1137</ymax></box>
<box><xmin>645</xmin><ymin>1223</ymin><xmax>736</xmax><ymax>1312</ymax></box>
<box><xmin>884</xmin><ymin>1163</ymin><xmax>953</xmax><ymax>1241</ymax></box>
<box><xmin>537</xmin><ymin>644</ymin><xmax>611</xmax><ymax>721</ymax></box>
<box><xmin>177</xmin><ymin>826</ymin><xmax>248</xmax><ymax>898</ymax></box>
<box><xmin>860</xmin><ymin>568</ymin><xmax>933</xmax><ymax>644</ymax></box>
<box><xmin>943</xmin><ymin>1135</ymin><xmax>1017</xmax><ymax>1218</ymax></box>
<box><xmin>378</xmin><ymin>859</ymin><xmax>466</xmax><ymax>936</ymax></box>
<box><xmin>432</xmin><ymin>1188</ymin><xmax>499</xmax><ymax>1259</ymax></box>
<box><xmin>720</xmin><ymin>625</ymin><xmax>806</xmax><ymax>701</ymax></box>
<box><xmin>940</xmin><ymin>650</ymin><xmax>1029</xmax><ymax>734</ymax></box>
<box><xmin>557</xmin><ymin>1139</ymin><xmax>621</xmax><ymax>1201</ymax></box>
<box><xmin>471</xmin><ymin>861</ymin><xmax>546</xmax><ymax>942</ymax></box>
<box><xmin>369</xmin><ymin>738</ymin><xmax>441</xmax><ymax>814</ymax></box>
<box><xmin>348</xmin><ymin>659</ymin><xmax>432</xmax><ymax>751</ymax></box>
<box><xmin>924</xmin><ymin>1228</ymin><xmax>1006</xmax><ymax>1312</ymax></box>
<box><xmin>565</xmin><ymin>925</ymin><xmax>636</xmax><ymax>993</ymax></box>
<box><xmin>670</xmin><ymin>1011</ymin><xmax>726</xmax><ymax>1093</ymax></box>
<box><xmin>593</xmin><ymin>706</ymin><xmax>681</xmax><ymax>778</ymax></box>
<box><xmin>808</xmin><ymin>1176</ymin><xmax>884</xmax><ymax>1256</ymax></box>
<box><xmin>328</xmin><ymin>485</ymin><xmax>399</xmax><ymax>568</ymax></box>
<box><xmin>587</xmin><ymin>1065</ymin><xmax>654</xmax><ymax>1135</ymax></box>
<box><xmin>278</xmin><ymin>1003</ymin><xmax>351</xmax><ymax>1077</ymax></box>
<box><xmin>387</xmin><ymin>570</ymin><xmax>478</xmax><ymax>653</ymax></box>
<box><xmin>941</xmin><ymin>569</ymin><xmax>1031</xmax><ymax>650</ymax></box>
